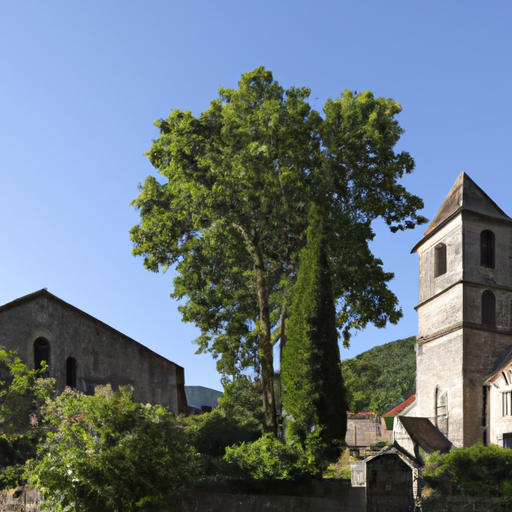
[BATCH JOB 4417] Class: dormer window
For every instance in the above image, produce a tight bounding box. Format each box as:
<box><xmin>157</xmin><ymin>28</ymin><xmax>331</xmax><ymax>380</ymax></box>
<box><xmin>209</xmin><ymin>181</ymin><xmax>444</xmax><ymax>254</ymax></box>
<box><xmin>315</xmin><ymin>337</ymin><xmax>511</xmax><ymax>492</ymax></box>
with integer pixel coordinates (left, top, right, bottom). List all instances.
<box><xmin>481</xmin><ymin>230</ymin><xmax>495</xmax><ymax>269</ymax></box>
<box><xmin>434</xmin><ymin>243</ymin><xmax>447</xmax><ymax>277</ymax></box>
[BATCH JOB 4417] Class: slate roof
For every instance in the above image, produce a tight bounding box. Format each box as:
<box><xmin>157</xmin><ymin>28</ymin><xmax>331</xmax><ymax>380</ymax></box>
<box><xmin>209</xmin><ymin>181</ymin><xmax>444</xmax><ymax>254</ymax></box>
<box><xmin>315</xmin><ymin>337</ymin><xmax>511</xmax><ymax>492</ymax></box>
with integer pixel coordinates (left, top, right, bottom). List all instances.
<box><xmin>0</xmin><ymin>289</ymin><xmax>183</xmax><ymax>369</ymax></box>
<box><xmin>398</xmin><ymin>416</ymin><xmax>452</xmax><ymax>455</ymax></box>
<box><xmin>485</xmin><ymin>347</ymin><xmax>512</xmax><ymax>384</ymax></box>
<box><xmin>364</xmin><ymin>443</ymin><xmax>421</xmax><ymax>469</ymax></box>
<box><xmin>412</xmin><ymin>172</ymin><xmax>512</xmax><ymax>253</ymax></box>
<box><xmin>184</xmin><ymin>386</ymin><xmax>223</xmax><ymax>410</ymax></box>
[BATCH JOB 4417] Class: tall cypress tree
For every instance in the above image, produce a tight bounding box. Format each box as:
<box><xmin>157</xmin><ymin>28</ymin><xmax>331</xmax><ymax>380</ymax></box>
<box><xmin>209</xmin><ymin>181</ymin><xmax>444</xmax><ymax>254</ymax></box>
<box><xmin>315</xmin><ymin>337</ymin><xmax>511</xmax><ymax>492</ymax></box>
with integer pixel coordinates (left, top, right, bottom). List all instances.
<box><xmin>281</xmin><ymin>204</ymin><xmax>347</xmax><ymax>458</ymax></box>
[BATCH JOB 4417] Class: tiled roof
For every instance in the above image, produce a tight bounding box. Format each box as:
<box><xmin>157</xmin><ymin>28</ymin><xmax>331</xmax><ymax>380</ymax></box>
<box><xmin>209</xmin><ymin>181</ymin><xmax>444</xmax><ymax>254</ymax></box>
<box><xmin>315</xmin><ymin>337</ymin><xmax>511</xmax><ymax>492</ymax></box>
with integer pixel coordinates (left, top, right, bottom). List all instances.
<box><xmin>347</xmin><ymin>411</ymin><xmax>376</xmax><ymax>418</ymax></box>
<box><xmin>383</xmin><ymin>394</ymin><xmax>416</xmax><ymax>417</ymax></box>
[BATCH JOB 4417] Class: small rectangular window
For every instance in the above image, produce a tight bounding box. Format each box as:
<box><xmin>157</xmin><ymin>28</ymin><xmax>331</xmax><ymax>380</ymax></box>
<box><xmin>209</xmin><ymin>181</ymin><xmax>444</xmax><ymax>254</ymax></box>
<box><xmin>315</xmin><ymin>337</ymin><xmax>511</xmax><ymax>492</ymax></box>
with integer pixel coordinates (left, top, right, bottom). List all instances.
<box><xmin>503</xmin><ymin>392</ymin><xmax>512</xmax><ymax>416</ymax></box>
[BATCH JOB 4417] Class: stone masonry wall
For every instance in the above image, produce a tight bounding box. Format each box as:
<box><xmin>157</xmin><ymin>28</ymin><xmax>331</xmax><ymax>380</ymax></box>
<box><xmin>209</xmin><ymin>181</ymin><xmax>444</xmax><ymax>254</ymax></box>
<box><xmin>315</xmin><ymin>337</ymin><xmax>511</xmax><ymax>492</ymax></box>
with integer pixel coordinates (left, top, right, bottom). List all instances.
<box><xmin>0</xmin><ymin>292</ymin><xmax>184</xmax><ymax>414</ymax></box>
<box><xmin>415</xmin><ymin>331</ymin><xmax>464</xmax><ymax>446</ymax></box>
<box><xmin>0</xmin><ymin>485</ymin><xmax>366</xmax><ymax>512</ymax></box>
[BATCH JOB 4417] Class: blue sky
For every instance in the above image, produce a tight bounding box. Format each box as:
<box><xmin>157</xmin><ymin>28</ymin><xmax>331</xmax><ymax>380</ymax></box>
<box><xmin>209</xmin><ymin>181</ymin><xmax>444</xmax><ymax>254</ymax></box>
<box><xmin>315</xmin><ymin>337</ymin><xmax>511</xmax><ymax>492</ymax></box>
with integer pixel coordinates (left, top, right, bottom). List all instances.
<box><xmin>1</xmin><ymin>2</ymin><xmax>511</xmax><ymax>391</ymax></box>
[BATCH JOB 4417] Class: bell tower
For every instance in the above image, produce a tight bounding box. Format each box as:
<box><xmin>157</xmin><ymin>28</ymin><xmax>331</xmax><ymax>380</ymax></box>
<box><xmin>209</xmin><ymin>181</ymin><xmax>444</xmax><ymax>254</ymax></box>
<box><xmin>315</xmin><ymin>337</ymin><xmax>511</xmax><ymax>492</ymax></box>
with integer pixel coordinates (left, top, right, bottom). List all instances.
<box><xmin>412</xmin><ymin>172</ymin><xmax>512</xmax><ymax>447</ymax></box>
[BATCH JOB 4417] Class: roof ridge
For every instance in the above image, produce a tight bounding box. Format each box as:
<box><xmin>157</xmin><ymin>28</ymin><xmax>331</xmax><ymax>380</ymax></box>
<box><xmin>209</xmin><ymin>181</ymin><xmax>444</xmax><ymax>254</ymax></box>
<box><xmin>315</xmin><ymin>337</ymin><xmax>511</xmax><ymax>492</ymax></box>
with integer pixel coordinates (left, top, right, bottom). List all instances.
<box><xmin>412</xmin><ymin>172</ymin><xmax>512</xmax><ymax>253</ymax></box>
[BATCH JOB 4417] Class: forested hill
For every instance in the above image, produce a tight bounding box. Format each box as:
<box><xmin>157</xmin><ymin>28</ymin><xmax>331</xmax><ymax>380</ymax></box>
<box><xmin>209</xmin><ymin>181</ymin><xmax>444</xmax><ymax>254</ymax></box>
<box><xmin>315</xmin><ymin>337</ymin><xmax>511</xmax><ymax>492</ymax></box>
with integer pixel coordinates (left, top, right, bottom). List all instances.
<box><xmin>341</xmin><ymin>336</ymin><xmax>416</xmax><ymax>416</ymax></box>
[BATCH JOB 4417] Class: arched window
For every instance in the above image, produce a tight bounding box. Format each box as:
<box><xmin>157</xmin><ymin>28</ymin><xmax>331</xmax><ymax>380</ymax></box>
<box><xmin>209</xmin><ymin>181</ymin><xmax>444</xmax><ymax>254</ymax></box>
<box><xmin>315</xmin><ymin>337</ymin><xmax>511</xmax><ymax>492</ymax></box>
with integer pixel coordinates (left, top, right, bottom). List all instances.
<box><xmin>481</xmin><ymin>230</ymin><xmax>495</xmax><ymax>269</ymax></box>
<box><xmin>434</xmin><ymin>243</ymin><xmax>447</xmax><ymax>277</ymax></box>
<box><xmin>66</xmin><ymin>357</ymin><xmax>77</xmax><ymax>388</ymax></box>
<box><xmin>482</xmin><ymin>290</ymin><xmax>496</xmax><ymax>326</ymax></box>
<box><xmin>34</xmin><ymin>338</ymin><xmax>50</xmax><ymax>378</ymax></box>
<box><xmin>435</xmin><ymin>387</ymin><xmax>448</xmax><ymax>436</ymax></box>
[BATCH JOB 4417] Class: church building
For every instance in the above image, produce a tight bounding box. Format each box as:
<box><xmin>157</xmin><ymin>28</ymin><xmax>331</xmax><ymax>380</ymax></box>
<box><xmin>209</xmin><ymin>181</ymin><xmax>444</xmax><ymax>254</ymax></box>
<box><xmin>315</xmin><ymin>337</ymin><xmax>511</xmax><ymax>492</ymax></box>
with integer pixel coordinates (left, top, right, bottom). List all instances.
<box><xmin>0</xmin><ymin>289</ymin><xmax>188</xmax><ymax>416</ymax></box>
<box><xmin>409</xmin><ymin>172</ymin><xmax>512</xmax><ymax>448</ymax></box>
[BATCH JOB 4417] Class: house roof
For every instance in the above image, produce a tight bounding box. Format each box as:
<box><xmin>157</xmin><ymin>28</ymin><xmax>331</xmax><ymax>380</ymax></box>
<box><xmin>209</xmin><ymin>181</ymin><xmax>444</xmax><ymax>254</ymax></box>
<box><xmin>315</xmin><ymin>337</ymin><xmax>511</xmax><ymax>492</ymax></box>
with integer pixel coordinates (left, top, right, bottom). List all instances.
<box><xmin>412</xmin><ymin>172</ymin><xmax>512</xmax><ymax>253</ymax></box>
<box><xmin>185</xmin><ymin>386</ymin><xmax>223</xmax><ymax>410</ymax></box>
<box><xmin>398</xmin><ymin>416</ymin><xmax>452</xmax><ymax>455</ymax></box>
<box><xmin>347</xmin><ymin>411</ymin><xmax>376</xmax><ymax>418</ymax></box>
<box><xmin>485</xmin><ymin>348</ymin><xmax>512</xmax><ymax>384</ymax></box>
<box><xmin>364</xmin><ymin>443</ymin><xmax>421</xmax><ymax>469</ymax></box>
<box><xmin>383</xmin><ymin>394</ymin><xmax>416</xmax><ymax>417</ymax></box>
<box><xmin>0</xmin><ymin>289</ymin><xmax>183</xmax><ymax>370</ymax></box>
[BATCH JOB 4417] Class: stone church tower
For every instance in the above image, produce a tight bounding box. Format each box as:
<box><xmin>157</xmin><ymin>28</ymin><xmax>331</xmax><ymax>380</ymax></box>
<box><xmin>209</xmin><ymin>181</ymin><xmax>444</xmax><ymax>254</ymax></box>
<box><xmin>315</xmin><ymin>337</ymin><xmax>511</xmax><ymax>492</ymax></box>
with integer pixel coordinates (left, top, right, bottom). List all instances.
<box><xmin>412</xmin><ymin>172</ymin><xmax>512</xmax><ymax>448</ymax></box>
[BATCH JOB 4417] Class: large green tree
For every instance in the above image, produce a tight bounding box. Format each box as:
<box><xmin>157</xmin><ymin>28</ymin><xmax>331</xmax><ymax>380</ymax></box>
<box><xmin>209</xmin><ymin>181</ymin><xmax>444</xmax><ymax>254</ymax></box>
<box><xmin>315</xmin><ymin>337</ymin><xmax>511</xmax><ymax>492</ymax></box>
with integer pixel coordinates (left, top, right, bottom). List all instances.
<box><xmin>130</xmin><ymin>67</ymin><xmax>426</xmax><ymax>435</ymax></box>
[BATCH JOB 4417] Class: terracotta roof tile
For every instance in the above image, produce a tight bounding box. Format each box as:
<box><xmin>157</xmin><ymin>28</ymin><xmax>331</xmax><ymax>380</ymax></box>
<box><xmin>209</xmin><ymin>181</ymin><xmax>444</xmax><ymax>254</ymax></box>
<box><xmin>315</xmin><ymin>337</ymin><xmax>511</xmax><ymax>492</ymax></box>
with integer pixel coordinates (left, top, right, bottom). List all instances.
<box><xmin>383</xmin><ymin>394</ymin><xmax>416</xmax><ymax>417</ymax></box>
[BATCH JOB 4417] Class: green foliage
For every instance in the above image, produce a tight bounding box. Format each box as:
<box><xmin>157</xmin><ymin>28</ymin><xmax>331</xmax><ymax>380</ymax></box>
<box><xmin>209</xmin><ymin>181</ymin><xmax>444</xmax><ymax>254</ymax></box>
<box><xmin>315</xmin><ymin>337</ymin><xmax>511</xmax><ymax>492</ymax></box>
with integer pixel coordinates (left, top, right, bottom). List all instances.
<box><xmin>224</xmin><ymin>434</ymin><xmax>300</xmax><ymax>481</ymax></box>
<box><xmin>28</xmin><ymin>386</ymin><xmax>198</xmax><ymax>512</ymax></box>
<box><xmin>0</xmin><ymin>349</ymin><xmax>54</xmax><ymax>488</ymax></box>
<box><xmin>217</xmin><ymin>375</ymin><xmax>263</xmax><ymax>424</ymax></box>
<box><xmin>224</xmin><ymin>433</ymin><xmax>323</xmax><ymax>480</ymax></box>
<box><xmin>282</xmin><ymin>204</ymin><xmax>347</xmax><ymax>459</ymax></box>
<box><xmin>423</xmin><ymin>443</ymin><xmax>512</xmax><ymax>497</ymax></box>
<box><xmin>131</xmin><ymin>67</ymin><xmax>426</xmax><ymax>433</ymax></box>
<box><xmin>324</xmin><ymin>449</ymin><xmax>352</xmax><ymax>480</ymax></box>
<box><xmin>0</xmin><ymin>349</ymin><xmax>54</xmax><ymax>436</ymax></box>
<box><xmin>183</xmin><ymin>376</ymin><xmax>262</xmax><ymax>476</ymax></box>
<box><xmin>341</xmin><ymin>336</ymin><xmax>416</xmax><ymax>415</ymax></box>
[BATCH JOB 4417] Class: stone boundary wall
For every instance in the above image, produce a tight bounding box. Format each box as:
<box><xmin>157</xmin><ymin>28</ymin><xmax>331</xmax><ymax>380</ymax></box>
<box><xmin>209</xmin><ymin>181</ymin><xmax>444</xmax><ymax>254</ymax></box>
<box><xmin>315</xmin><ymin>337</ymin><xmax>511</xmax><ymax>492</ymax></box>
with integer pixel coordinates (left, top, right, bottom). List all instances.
<box><xmin>7</xmin><ymin>486</ymin><xmax>509</xmax><ymax>512</ymax></box>
<box><xmin>181</xmin><ymin>488</ymin><xmax>365</xmax><ymax>512</ymax></box>
<box><xmin>0</xmin><ymin>486</ymin><xmax>365</xmax><ymax>512</ymax></box>
<box><xmin>5</xmin><ymin>487</ymin><xmax>507</xmax><ymax>512</ymax></box>
<box><xmin>421</xmin><ymin>496</ymin><xmax>512</xmax><ymax>511</ymax></box>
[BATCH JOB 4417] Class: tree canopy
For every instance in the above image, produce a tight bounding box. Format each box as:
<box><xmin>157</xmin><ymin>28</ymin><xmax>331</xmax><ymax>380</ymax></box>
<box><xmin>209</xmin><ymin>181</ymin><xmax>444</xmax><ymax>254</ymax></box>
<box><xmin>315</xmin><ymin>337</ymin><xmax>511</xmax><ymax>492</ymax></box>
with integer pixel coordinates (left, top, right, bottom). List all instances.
<box><xmin>341</xmin><ymin>336</ymin><xmax>416</xmax><ymax>415</ymax></box>
<box><xmin>130</xmin><ymin>67</ymin><xmax>426</xmax><ymax>434</ymax></box>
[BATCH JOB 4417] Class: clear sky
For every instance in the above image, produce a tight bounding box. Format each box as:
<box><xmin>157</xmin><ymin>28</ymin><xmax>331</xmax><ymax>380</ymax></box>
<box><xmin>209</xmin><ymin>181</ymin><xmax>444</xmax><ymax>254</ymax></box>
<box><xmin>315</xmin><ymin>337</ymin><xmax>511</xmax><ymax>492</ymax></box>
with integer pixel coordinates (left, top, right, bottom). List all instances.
<box><xmin>1</xmin><ymin>1</ymin><xmax>511</xmax><ymax>391</ymax></box>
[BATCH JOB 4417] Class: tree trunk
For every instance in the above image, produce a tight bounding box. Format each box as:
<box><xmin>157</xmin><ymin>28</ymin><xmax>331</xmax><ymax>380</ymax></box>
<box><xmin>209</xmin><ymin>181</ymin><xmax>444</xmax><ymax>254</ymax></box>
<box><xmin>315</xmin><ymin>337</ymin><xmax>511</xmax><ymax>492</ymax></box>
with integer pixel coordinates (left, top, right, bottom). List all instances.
<box><xmin>254</xmin><ymin>251</ymin><xmax>277</xmax><ymax>436</ymax></box>
<box><xmin>237</xmin><ymin>224</ymin><xmax>277</xmax><ymax>436</ymax></box>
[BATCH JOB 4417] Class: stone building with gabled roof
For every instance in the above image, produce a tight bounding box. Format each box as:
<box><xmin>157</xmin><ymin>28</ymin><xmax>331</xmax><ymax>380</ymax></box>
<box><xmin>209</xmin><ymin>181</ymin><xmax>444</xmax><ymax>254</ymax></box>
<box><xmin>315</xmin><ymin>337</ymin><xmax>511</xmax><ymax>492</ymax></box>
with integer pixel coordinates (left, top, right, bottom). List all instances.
<box><xmin>407</xmin><ymin>172</ymin><xmax>512</xmax><ymax>448</ymax></box>
<box><xmin>365</xmin><ymin>444</ymin><xmax>419</xmax><ymax>512</ymax></box>
<box><xmin>0</xmin><ymin>289</ymin><xmax>187</xmax><ymax>415</ymax></box>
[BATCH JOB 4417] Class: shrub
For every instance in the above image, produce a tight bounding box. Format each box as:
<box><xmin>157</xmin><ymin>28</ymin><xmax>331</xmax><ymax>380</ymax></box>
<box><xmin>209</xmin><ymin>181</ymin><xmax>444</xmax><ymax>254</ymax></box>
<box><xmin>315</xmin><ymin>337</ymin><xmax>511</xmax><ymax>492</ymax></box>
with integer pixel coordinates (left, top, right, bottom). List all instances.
<box><xmin>28</xmin><ymin>386</ymin><xmax>198</xmax><ymax>512</ymax></box>
<box><xmin>0</xmin><ymin>349</ymin><xmax>54</xmax><ymax>488</ymax></box>
<box><xmin>224</xmin><ymin>434</ymin><xmax>302</xmax><ymax>480</ymax></box>
<box><xmin>423</xmin><ymin>443</ymin><xmax>512</xmax><ymax>497</ymax></box>
<box><xmin>182</xmin><ymin>376</ymin><xmax>262</xmax><ymax>477</ymax></box>
<box><xmin>224</xmin><ymin>431</ymin><xmax>327</xmax><ymax>481</ymax></box>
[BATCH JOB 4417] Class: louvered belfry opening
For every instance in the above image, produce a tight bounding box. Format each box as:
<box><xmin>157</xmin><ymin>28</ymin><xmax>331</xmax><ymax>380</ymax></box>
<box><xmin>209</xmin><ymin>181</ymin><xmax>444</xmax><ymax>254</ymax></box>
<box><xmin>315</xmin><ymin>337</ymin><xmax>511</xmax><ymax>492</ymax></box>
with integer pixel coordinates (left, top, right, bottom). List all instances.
<box><xmin>481</xmin><ymin>230</ymin><xmax>495</xmax><ymax>269</ymax></box>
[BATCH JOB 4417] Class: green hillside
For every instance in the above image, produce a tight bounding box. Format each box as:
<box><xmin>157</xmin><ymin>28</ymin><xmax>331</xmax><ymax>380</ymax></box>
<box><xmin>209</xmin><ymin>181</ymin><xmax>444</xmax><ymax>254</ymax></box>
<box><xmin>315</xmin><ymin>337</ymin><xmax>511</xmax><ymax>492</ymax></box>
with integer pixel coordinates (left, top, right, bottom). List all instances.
<box><xmin>341</xmin><ymin>336</ymin><xmax>416</xmax><ymax>416</ymax></box>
